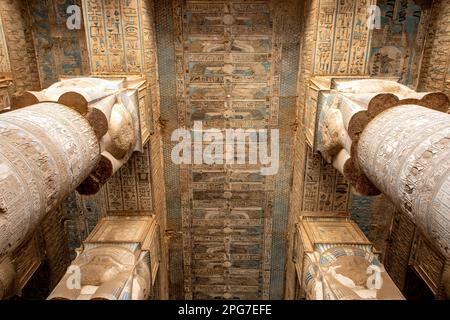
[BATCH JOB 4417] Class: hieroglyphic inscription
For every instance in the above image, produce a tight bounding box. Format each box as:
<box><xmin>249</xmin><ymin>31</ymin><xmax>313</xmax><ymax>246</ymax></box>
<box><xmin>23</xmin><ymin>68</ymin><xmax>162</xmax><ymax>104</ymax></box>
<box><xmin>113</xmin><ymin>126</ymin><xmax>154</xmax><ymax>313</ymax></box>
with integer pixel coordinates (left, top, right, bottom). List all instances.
<box><xmin>301</xmin><ymin>145</ymin><xmax>350</xmax><ymax>212</ymax></box>
<box><xmin>0</xmin><ymin>79</ymin><xmax>12</xmax><ymax>113</ymax></box>
<box><xmin>313</xmin><ymin>0</ymin><xmax>373</xmax><ymax>75</ymax></box>
<box><xmin>331</xmin><ymin>0</ymin><xmax>353</xmax><ymax>74</ymax></box>
<box><xmin>0</xmin><ymin>15</ymin><xmax>10</xmax><ymax>74</ymax></box>
<box><xmin>11</xmin><ymin>234</ymin><xmax>44</xmax><ymax>292</ymax></box>
<box><xmin>141</xmin><ymin>0</ymin><xmax>157</xmax><ymax>133</ymax></box>
<box><xmin>0</xmin><ymin>0</ymin><xmax>41</xmax><ymax>93</ymax></box>
<box><xmin>409</xmin><ymin>232</ymin><xmax>446</xmax><ymax>294</ymax></box>
<box><xmin>105</xmin><ymin>143</ymin><xmax>153</xmax><ymax>214</ymax></box>
<box><xmin>418</xmin><ymin>0</ymin><xmax>450</xmax><ymax>95</ymax></box>
<box><xmin>313</xmin><ymin>0</ymin><xmax>335</xmax><ymax>74</ymax></box>
<box><xmin>82</xmin><ymin>0</ymin><xmax>144</xmax><ymax>73</ymax></box>
<box><xmin>348</xmin><ymin>0</ymin><xmax>372</xmax><ymax>74</ymax></box>
<box><xmin>121</xmin><ymin>1</ymin><xmax>144</xmax><ymax>73</ymax></box>
<box><xmin>300</xmin><ymin>0</ymin><xmax>371</xmax><ymax>222</ymax></box>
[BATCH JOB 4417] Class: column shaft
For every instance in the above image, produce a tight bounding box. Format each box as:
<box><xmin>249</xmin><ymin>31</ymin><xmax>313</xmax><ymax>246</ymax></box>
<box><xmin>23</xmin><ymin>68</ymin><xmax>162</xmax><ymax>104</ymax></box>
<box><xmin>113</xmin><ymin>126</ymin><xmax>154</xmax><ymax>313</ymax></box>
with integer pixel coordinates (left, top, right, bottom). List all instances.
<box><xmin>358</xmin><ymin>105</ymin><xmax>450</xmax><ymax>256</ymax></box>
<box><xmin>0</xmin><ymin>103</ymin><xmax>99</xmax><ymax>259</ymax></box>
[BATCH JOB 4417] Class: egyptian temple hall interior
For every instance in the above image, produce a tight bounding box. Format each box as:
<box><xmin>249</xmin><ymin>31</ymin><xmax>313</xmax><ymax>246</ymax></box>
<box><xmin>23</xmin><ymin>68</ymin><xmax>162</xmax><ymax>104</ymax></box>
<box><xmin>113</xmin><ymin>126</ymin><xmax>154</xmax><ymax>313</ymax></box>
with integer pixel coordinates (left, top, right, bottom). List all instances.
<box><xmin>0</xmin><ymin>0</ymin><xmax>450</xmax><ymax>301</ymax></box>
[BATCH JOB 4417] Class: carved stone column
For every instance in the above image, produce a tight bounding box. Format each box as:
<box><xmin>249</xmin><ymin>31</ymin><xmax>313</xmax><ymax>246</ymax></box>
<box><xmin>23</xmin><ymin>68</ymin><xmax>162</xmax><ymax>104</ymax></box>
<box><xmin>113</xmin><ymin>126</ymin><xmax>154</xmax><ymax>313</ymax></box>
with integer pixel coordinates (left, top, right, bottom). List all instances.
<box><xmin>310</xmin><ymin>78</ymin><xmax>450</xmax><ymax>259</ymax></box>
<box><xmin>0</xmin><ymin>77</ymin><xmax>148</xmax><ymax>298</ymax></box>
<box><xmin>0</xmin><ymin>103</ymin><xmax>99</xmax><ymax>259</ymax></box>
<box><xmin>358</xmin><ymin>105</ymin><xmax>450</xmax><ymax>257</ymax></box>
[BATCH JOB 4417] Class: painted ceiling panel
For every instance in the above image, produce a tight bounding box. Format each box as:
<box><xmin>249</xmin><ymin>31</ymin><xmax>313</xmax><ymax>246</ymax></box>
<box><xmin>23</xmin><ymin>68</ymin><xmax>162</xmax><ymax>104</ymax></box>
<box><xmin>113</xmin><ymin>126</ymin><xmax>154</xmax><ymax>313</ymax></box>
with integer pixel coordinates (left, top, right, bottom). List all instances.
<box><xmin>154</xmin><ymin>0</ymin><xmax>302</xmax><ymax>299</ymax></box>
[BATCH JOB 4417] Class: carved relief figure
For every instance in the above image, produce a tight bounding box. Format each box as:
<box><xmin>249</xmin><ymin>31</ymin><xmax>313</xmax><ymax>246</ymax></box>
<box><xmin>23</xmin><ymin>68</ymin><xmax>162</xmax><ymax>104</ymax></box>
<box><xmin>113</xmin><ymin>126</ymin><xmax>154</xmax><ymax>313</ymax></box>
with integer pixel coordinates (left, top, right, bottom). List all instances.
<box><xmin>48</xmin><ymin>246</ymin><xmax>151</xmax><ymax>300</ymax></box>
<box><xmin>303</xmin><ymin>246</ymin><xmax>402</xmax><ymax>300</ymax></box>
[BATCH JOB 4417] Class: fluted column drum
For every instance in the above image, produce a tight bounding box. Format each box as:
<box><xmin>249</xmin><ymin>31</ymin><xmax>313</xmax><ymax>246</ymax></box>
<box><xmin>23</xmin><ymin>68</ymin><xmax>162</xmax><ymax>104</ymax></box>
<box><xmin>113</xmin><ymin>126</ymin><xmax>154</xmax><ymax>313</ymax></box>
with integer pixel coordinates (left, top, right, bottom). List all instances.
<box><xmin>358</xmin><ymin>105</ymin><xmax>450</xmax><ymax>257</ymax></box>
<box><xmin>0</xmin><ymin>103</ymin><xmax>99</xmax><ymax>258</ymax></box>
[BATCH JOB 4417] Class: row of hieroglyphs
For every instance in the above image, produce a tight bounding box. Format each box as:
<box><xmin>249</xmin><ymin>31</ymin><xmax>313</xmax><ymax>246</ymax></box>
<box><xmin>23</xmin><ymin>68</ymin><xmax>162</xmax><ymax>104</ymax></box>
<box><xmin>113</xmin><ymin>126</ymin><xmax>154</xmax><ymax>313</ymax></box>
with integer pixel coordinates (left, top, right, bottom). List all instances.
<box><xmin>312</xmin><ymin>0</ymin><xmax>429</xmax><ymax>85</ymax></box>
<box><xmin>82</xmin><ymin>0</ymin><xmax>144</xmax><ymax>74</ymax></box>
<box><xmin>2</xmin><ymin>1</ymin><xmax>431</xmax><ymax>88</ymax></box>
<box><xmin>313</xmin><ymin>0</ymin><xmax>376</xmax><ymax>76</ymax></box>
<box><xmin>0</xmin><ymin>14</ymin><xmax>11</xmax><ymax>114</ymax></box>
<box><xmin>0</xmin><ymin>15</ymin><xmax>10</xmax><ymax>74</ymax></box>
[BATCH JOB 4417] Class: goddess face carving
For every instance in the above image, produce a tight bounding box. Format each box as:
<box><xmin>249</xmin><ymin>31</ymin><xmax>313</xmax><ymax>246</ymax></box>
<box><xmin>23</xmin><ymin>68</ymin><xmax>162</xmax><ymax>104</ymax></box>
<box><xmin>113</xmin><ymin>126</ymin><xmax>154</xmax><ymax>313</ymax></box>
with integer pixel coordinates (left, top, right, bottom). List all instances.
<box><xmin>78</xmin><ymin>254</ymin><xmax>131</xmax><ymax>286</ymax></box>
<box><xmin>48</xmin><ymin>246</ymin><xmax>150</xmax><ymax>300</ymax></box>
<box><xmin>303</xmin><ymin>246</ymin><xmax>402</xmax><ymax>300</ymax></box>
